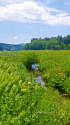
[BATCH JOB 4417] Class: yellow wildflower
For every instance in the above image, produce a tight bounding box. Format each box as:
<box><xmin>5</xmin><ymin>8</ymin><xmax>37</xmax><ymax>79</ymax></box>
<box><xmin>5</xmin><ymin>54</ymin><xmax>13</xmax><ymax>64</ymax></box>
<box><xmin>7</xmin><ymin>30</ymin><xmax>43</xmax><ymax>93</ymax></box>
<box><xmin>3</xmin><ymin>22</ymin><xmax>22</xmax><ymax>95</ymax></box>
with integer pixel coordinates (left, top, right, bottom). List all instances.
<box><xmin>35</xmin><ymin>72</ymin><xmax>38</xmax><ymax>74</ymax></box>
<box><xmin>33</xmin><ymin>78</ymin><xmax>37</xmax><ymax>79</ymax></box>
<box><xmin>21</xmin><ymin>89</ymin><xmax>28</xmax><ymax>92</ymax></box>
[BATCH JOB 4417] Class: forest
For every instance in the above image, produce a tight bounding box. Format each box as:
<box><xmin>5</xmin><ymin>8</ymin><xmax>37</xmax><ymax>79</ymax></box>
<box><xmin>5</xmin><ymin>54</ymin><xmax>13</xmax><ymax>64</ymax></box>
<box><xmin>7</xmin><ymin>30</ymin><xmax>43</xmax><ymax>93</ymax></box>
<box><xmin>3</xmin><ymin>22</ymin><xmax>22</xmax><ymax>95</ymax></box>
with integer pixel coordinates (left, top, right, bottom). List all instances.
<box><xmin>23</xmin><ymin>34</ymin><xmax>70</xmax><ymax>50</ymax></box>
<box><xmin>0</xmin><ymin>43</ymin><xmax>24</xmax><ymax>51</ymax></box>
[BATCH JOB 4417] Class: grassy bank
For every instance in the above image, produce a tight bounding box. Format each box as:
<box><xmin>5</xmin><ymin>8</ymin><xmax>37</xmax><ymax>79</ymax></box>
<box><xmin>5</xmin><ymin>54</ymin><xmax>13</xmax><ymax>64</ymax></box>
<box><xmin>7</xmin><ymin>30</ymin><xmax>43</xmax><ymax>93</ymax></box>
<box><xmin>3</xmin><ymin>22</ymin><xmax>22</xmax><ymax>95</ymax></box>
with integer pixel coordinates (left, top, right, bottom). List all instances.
<box><xmin>0</xmin><ymin>50</ymin><xmax>70</xmax><ymax>124</ymax></box>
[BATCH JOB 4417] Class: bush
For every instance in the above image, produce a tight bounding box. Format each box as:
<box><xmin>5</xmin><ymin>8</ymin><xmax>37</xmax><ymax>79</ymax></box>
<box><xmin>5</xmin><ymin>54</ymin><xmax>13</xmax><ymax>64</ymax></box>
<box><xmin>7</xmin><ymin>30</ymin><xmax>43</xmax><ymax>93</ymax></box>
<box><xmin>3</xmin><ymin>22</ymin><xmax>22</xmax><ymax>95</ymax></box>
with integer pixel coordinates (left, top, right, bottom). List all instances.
<box><xmin>21</xmin><ymin>52</ymin><xmax>38</xmax><ymax>69</ymax></box>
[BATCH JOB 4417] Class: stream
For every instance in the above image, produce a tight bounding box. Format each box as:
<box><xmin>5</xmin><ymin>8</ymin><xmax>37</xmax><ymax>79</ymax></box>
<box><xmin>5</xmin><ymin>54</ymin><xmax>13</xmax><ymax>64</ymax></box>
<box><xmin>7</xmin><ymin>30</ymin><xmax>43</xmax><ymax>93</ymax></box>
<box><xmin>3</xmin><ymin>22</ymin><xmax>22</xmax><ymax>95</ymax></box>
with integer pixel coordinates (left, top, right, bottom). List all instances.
<box><xmin>32</xmin><ymin>64</ymin><xmax>45</xmax><ymax>86</ymax></box>
<box><xmin>32</xmin><ymin>64</ymin><xmax>70</xmax><ymax>101</ymax></box>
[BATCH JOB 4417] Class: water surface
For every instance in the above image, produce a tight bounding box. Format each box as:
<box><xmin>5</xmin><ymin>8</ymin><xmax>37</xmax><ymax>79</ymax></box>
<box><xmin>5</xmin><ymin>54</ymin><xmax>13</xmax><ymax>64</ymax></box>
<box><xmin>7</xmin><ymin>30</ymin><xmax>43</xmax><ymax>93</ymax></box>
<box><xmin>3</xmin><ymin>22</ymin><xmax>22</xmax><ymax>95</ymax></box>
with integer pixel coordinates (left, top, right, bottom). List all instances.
<box><xmin>32</xmin><ymin>64</ymin><xmax>45</xmax><ymax>85</ymax></box>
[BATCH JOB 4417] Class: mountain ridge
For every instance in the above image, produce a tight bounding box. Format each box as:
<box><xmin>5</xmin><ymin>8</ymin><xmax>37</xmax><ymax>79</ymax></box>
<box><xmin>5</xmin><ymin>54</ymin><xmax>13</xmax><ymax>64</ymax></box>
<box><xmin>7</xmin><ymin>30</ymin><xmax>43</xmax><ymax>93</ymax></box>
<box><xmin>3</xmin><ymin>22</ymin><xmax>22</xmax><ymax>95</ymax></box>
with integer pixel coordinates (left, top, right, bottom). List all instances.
<box><xmin>0</xmin><ymin>42</ymin><xmax>25</xmax><ymax>51</ymax></box>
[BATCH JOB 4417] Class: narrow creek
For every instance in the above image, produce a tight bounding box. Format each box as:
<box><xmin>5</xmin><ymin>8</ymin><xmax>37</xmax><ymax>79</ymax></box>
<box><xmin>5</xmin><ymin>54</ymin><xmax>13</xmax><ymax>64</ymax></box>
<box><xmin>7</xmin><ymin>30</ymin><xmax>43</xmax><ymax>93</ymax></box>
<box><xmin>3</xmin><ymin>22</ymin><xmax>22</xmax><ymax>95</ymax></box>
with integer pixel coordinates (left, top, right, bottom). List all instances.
<box><xmin>32</xmin><ymin>64</ymin><xmax>70</xmax><ymax>101</ymax></box>
<box><xmin>32</xmin><ymin>64</ymin><xmax>47</xmax><ymax>89</ymax></box>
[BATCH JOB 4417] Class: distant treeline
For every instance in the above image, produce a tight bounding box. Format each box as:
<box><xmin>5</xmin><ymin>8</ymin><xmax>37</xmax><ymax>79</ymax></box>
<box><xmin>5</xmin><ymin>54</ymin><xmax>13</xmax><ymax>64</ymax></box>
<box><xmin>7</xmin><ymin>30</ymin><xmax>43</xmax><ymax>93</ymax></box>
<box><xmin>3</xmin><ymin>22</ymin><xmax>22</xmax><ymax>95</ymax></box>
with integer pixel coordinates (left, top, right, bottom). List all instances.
<box><xmin>23</xmin><ymin>35</ymin><xmax>70</xmax><ymax>50</ymax></box>
<box><xmin>0</xmin><ymin>43</ymin><xmax>24</xmax><ymax>51</ymax></box>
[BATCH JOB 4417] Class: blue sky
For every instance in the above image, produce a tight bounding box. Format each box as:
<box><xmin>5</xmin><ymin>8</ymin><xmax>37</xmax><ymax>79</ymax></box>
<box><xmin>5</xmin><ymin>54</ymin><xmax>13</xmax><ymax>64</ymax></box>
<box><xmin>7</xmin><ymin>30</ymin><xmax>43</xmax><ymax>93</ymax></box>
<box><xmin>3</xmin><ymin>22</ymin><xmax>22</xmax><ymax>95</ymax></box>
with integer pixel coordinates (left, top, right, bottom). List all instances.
<box><xmin>0</xmin><ymin>0</ymin><xmax>70</xmax><ymax>44</ymax></box>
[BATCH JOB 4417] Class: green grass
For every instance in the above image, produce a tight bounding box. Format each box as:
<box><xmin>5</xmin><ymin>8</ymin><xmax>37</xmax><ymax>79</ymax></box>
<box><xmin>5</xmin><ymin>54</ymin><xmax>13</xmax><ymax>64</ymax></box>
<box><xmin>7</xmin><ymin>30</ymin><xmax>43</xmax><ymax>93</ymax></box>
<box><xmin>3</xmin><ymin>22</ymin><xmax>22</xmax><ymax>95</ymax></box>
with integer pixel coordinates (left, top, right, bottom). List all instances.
<box><xmin>0</xmin><ymin>50</ymin><xmax>70</xmax><ymax>124</ymax></box>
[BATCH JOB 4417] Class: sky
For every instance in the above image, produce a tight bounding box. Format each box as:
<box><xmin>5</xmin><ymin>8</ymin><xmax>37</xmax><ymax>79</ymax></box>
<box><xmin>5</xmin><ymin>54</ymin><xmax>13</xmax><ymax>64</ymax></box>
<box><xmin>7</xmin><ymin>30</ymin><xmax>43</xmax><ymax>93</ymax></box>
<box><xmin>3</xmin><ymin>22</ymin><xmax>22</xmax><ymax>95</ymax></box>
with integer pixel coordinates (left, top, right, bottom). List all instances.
<box><xmin>0</xmin><ymin>0</ymin><xmax>70</xmax><ymax>44</ymax></box>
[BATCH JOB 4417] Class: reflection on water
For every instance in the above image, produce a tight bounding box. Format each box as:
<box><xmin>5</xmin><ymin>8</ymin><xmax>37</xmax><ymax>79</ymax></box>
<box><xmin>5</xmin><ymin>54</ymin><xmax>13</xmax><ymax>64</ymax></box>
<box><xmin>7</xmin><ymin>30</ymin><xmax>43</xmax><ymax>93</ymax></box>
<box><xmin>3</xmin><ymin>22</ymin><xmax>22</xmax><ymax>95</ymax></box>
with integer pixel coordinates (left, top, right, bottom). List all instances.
<box><xmin>36</xmin><ymin>76</ymin><xmax>44</xmax><ymax>85</ymax></box>
<box><xmin>32</xmin><ymin>64</ymin><xmax>45</xmax><ymax>86</ymax></box>
<box><xmin>32</xmin><ymin>64</ymin><xmax>39</xmax><ymax>70</ymax></box>
<box><xmin>32</xmin><ymin>65</ymin><xmax>70</xmax><ymax>100</ymax></box>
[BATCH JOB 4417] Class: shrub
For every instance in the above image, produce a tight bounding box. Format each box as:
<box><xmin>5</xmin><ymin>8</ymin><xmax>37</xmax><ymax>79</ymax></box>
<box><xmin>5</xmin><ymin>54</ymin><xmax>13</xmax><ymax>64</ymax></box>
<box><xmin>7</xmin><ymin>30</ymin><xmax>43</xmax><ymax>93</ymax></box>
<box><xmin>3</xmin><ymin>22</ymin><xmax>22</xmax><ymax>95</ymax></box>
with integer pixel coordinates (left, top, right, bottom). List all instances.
<box><xmin>21</xmin><ymin>52</ymin><xmax>38</xmax><ymax>69</ymax></box>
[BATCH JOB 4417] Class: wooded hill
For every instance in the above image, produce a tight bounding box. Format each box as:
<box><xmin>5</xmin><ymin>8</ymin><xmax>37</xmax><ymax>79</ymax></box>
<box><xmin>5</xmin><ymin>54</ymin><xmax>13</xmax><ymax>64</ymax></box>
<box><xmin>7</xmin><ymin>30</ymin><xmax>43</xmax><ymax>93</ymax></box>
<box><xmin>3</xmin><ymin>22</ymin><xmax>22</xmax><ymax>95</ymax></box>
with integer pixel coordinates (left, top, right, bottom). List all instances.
<box><xmin>0</xmin><ymin>43</ymin><xmax>25</xmax><ymax>51</ymax></box>
<box><xmin>23</xmin><ymin>35</ymin><xmax>70</xmax><ymax>50</ymax></box>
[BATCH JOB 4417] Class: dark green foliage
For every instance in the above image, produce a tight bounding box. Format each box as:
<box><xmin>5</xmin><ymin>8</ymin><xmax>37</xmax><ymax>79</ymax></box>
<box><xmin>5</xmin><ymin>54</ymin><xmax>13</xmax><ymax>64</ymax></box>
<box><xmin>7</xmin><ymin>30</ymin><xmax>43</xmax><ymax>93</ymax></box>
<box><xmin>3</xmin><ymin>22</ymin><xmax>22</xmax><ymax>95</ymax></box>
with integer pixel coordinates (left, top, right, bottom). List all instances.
<box><xmin>0</xmin><ymin>43</ymin><xmax>25</xmax><ymax>51</ymax></box>
<box><xmin>0</xmin><ymin>46</ymin><xmax>3</xmax><ymax>51</ymax></box>
<box><xmin>23</xmin><ymin>34</ymin><xmax>70</xmax><ymax>50</ymax></box>
<box><xmin>63</xmin><ymin>35</ymin><xmax>70</xmax><ymax>45</ymax></box>
<box><xmin>23</xmin><ymin>39</ymin><xmax>47</xmax><ymax>50</ymax></box>
<box><xmin>21</xmin><ymin>52</ymin><xmax>38</xmax><ymax>69</ymax></box>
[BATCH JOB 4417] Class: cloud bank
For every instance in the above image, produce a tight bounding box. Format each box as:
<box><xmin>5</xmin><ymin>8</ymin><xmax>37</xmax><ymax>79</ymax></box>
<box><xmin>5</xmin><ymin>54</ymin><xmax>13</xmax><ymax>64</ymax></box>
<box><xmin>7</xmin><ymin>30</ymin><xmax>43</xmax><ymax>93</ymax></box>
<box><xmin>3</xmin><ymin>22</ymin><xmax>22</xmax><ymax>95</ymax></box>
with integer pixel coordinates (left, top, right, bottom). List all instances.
<box><xmin>0</xmin><ymin>0</ymin><xmax>70</xmax><ymax>25</ymax></box>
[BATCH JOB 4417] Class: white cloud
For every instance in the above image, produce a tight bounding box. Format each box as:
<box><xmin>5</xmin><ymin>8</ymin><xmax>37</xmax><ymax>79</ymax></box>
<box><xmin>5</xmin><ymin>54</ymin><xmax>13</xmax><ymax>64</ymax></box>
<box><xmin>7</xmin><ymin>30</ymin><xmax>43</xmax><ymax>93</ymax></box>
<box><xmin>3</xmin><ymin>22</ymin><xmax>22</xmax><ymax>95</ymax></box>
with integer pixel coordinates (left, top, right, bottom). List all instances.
<box><xmin>13</xmin><ymin>36</ymin><xmax>18</xmax><ymax>40</ymax></box>
<box><xmin>0</xmin><ymin>0</ymin><xmax>70</xmax><ymax>25</ymax></box>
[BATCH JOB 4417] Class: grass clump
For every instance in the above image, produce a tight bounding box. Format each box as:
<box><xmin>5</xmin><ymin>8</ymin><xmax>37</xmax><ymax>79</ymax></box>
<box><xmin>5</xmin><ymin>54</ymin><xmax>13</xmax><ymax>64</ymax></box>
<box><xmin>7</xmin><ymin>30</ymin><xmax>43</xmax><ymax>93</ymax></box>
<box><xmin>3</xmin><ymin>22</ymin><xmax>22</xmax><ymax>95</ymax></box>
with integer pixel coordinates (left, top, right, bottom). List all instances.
<box><xmin>21</xmin><ymin>51</ymin><xmax>38</xmax><ymax>69</ymax></box>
